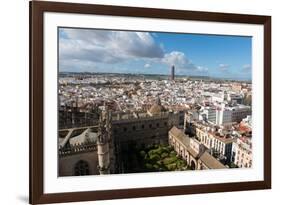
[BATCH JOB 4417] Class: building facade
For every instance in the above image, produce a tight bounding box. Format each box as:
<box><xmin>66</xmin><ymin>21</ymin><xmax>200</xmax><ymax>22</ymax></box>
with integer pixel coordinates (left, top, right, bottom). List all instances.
<box><xmin>169</xmin><ymin>126</ymin><xmax>225</xmax><ymax>170</ymax></box>
<box><xmin>184</xmin><ymin>112</ymin><xmax>236</xmax><ymax>164</ymax></box>
<box><xmin>234</xmin><ymin>137</ymin><xmax>252</xmax><ymax>168</ymax></box>
<box><xmin>58</xmin><ymin>99</ymin><xmax>183</xmax><ymax>176</ymax></box>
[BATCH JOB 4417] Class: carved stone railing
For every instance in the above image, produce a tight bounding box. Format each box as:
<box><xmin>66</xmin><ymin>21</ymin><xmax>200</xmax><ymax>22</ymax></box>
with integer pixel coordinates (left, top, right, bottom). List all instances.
<box><xmin>59</xmin><ymin>142</ymin><xmax>97</xmax><ymax>157</ymax></box>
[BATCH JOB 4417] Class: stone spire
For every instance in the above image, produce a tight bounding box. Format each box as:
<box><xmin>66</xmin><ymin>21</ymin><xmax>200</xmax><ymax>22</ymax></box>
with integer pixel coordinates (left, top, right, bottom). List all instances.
<box><xmin>156</xmin><ymin>95</ymin><xmax>161</xmax><ymax>105</ymax></box>
<box><xmin>97</xmin><ymin>104</ymin><xmax>111</xmax><ymax>174</ymax></box>
<box><xmin>147</xmin><ymin>95</ymin><xmax>166</xmax><ymax>116</ymax></box>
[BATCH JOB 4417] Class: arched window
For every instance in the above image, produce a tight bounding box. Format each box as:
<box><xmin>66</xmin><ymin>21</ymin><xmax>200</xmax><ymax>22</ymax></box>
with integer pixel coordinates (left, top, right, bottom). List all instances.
<box><xmin>190</xmin><ymin>160</ymin><xmax>196</xmax><ymax>170</ymax></box>
<box><xmin>74</xmin><ymin>160</ymin><xmax>90</xmax><ymax>176</ymax></box>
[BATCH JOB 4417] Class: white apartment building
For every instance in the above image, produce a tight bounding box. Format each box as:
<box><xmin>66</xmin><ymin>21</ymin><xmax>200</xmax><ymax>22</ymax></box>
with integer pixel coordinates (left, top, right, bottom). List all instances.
<box><xmin>204</xmin><ymin>104</ymin><xmax>251</xmax><ymax>125</ymax></box>
<box><xmin>216</xmin><ymin>108</ymin><xmax>232</xmax><ymax>125</ymax></box>
<box><xmin>211</xmin><ymin>93</ymin><xmax>225</xmax><ymax>103</ymax></box>
<box><xmin>193</xmin><ymin>123</ymin><xmax>235</xmax><ymax>163</ymax></box>
<box><xmin>227</xmin><ymin>93</ymin><xmax>243</xmax><ymax>104</ymax></box>
<box><xmin>207</xmin><ymin>108</ymin><xmax>217</xmax><ymax>124</ymax></box>
<box><xmin>234</xmin><ymin>137</ymin><xmax>252</xmax><ymax>168</ymax></box>
<box><xmin>230</xmin><ymin>105</ymin><xmax>251</xmax><ymax>123</ymax></box>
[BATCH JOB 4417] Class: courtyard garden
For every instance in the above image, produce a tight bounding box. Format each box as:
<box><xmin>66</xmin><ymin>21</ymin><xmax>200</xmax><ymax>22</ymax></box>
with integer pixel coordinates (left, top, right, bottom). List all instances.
<box><xmin>136</xmin><ymin>144</ymin><xmax>191</xmax><ymax>172</ymax></box>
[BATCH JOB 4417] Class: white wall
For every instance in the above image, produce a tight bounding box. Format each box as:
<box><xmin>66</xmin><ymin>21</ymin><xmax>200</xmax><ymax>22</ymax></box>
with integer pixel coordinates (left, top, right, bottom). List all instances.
<box><xmin>0</xmin><ymin>0</ymin><xmax>280</xmax><ymax>204</ymax></box>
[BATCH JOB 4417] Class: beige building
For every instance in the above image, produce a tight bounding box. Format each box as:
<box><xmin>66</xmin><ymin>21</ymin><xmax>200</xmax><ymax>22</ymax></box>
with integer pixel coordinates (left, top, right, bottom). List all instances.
<box><xmin>194</xmin><ymin>122</ymin><xmax>235</xmax><ymax>163</ymax></box>
<box><xmin>169</xmin><ymin>126</ymin><xmax>225</xmax><ymax>170</ymax></box>
<box><xmin>184</xmin><ymin>112</ymin><xmax>235</xmax><ymax>164</ymax></box>
<box><xmin>234</xmin><ymin>137</ymin><xmax>252</xmax><ymax>168</ymax></box>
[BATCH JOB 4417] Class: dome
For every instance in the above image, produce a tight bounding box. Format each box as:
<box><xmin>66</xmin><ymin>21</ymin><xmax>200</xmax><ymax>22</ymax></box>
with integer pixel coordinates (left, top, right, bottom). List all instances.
<box><xmin>148</xmin><ymin>97</ymin><xmax>166</xmax><ymax>115</ymax></box>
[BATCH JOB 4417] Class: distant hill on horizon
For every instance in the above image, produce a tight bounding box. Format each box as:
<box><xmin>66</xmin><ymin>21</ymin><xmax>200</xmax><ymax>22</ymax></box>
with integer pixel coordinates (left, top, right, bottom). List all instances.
<box><xmin>59</xmin><ymin>71</ymin><xmax>251</xmax><ymax>82</ymax></box>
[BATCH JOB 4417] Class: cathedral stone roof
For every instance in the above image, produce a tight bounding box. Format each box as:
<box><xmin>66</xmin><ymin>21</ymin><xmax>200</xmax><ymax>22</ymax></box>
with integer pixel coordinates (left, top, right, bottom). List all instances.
<box><xmin>148</xmin><ymin>97</ymin><xmax>166</xmax><ymax>115</ymax></box>
<box><xmin>69</xmin><ymin>129</ymin><xmax>97</xmax><ymax>145</ymax></box>
<box><xmin>148</xmin><ymin>104</ymin><xmax>166</xmax><ymax>114</ymax></box>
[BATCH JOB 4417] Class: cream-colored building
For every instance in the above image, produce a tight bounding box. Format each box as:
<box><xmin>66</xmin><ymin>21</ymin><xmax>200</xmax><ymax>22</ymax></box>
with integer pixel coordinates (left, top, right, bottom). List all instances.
<box><xmin>169</xmin><ymin>126</ymin><xmax>225</xmax><ymax>170</ymax></box>
<box><xmin>194</xmin><ymin>122</ymin><xmax>235</xmax><ymax>163</ymax></box>
<box><xmin>234</xmin><ymin>137</ymin><xmax>252</xmax><ymax>168</ymax></box>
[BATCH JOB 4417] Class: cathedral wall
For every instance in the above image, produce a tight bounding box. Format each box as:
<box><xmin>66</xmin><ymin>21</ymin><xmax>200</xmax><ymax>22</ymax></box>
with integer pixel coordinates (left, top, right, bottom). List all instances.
<box><xmin>59</xmin><ymin>151</ymin><xmax>99</xmax><ymax>176</ymax></box>
<box><xmin>112</xmin><ymin>117</ymin><xmax>169</xmax><ymax>148</ymax></box>
<box><xmin>59</xmin><ymin>111</ymin><xmax>183</xmax><ymax>175</ymax></box>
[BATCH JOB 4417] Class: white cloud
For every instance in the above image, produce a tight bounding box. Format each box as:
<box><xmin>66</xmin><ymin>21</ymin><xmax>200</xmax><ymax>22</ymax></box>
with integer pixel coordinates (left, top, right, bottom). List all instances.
<box><xmin>59</xmin><ymin>58</ymin><xmax>100</xmax><ymax>72</ymax></box>
<box><xmin>161</xmin><ymin>51</ymin><xmax>208</xmax><ymax>73</ymax></box>
<box><xmin>59</xmin><ymin>28</ymin><xmax>164</xmax><ymax>67</ymax></box>
<box><xmin>242</xmin><ymin>64</ymin><xmax>251</xmax><ymax>70</ymax></box>
<box><xmin>197</xmin><ymin>66</ymin><xmax>209</xmax><ymax>72</ymax></box>
<box><xmin>162</xmin><ymin>51</ymin><xmax>189</xmax><ymax>67</ymax></box>
<box><xmin>59</xmin><ymin>28</ymin><xmax>207</xmax><ymax>74</ymax></box>
<box><xmin>144</xmin><ymin>63</ymin><xmax>151</xmax><ymax>68</ymax></box>
<box><xmin>218</xmin><ymin>64</ymin><xmax>230</xmax><ymax>71</ymax></box>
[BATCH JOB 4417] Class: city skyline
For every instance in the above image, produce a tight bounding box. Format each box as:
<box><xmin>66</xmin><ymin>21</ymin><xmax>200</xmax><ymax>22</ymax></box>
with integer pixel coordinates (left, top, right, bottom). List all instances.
<box><xmin>59</xmin><ymin>28</ymin><xmax>252</xmax><ymax>80</ymax></box>
<box><xmin>58</xmin><ymin>72</ymin><xmax>253</xmax><ymax>176</ymax></box>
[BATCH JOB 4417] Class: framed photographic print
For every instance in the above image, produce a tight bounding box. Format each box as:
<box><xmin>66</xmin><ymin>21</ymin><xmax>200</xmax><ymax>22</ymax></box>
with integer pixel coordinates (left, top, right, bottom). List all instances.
<box><xmin>30</xmin><ymin>0</ymin><xmax>271</xmax><ymax>204</ymax></box>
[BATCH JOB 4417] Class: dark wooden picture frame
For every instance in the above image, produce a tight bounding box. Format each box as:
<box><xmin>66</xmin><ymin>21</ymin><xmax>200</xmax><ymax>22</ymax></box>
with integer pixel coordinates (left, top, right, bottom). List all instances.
<box><xmin>30</xmin><ymin>1</ymin><xmax>271</xmax><ymax>204</ymax></box>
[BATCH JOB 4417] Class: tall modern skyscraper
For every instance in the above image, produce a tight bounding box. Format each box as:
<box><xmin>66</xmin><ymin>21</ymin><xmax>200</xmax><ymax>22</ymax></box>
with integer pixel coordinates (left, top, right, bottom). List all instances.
<box><xmin>171</xmin><ymin>65</ymin><xmax>175</xmax><ymax>80</ymax></box>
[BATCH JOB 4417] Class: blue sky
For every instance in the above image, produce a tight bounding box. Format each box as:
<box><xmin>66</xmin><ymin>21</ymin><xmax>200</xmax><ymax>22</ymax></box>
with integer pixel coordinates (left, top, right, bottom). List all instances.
<box><xmin>59</xmin><ymin>28</ymin><xmax>252</xmax><ymax>80</ymax></box>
